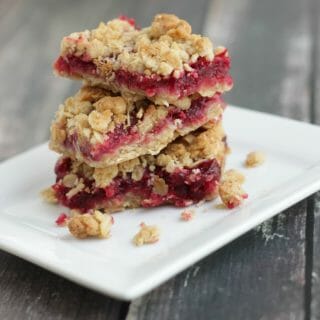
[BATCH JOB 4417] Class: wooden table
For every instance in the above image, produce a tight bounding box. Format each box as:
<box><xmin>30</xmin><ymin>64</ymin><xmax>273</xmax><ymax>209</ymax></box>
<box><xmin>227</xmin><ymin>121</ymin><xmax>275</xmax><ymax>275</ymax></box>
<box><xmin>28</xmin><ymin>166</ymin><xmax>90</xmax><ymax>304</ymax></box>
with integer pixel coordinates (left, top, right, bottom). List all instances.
<box><xmin>0</xmin><ymin>0</ymin><xmax>319</xmax><ymax>319</ymax></box>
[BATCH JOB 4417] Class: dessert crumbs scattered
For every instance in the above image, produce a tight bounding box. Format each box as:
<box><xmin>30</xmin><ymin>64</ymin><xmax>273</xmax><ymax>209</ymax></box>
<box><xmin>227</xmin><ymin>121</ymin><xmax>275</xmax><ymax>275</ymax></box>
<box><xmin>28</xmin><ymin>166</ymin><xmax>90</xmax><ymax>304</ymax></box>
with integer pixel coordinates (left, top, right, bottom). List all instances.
<box><xmin>219</xmin><ymin>169</ymin><xmax>248</xmax><ymax>209</ymax></box>
<box><xmin>133</xmin><ymin>223</ymin><xmax>160</xmax><ymax>246</ymax></box>
<box><xmin>41</xmin><ymin>187</ymin><xmax>58</xmax><ymax>204</ymax></box>
<box><xmin>245</xmin><ymin>151</ymin><xmax>265</xmax><ymax>168</ymax></box>
<box><xmin>55</xmin><ymin>213</ymin><xmax>69</xmax><ymax>226</ymax></box>
<box><xmin>68</xmin><ymin>210</ymin><xmax>113</xmax><ymax>239</ymax></box>
<box><xmin>180</xmin><ymin>210</ymin><xmax>195</xmax><ymax>221</ymax></box>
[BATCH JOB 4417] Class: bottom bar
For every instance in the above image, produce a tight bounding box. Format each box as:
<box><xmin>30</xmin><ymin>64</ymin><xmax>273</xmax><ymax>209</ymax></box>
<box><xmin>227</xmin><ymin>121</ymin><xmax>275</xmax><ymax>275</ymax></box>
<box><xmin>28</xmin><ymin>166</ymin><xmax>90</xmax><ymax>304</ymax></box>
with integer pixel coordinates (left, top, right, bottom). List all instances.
<box><xmin>46</xmin><ymin>122</ymin><xmax>227</xmax><ymax>213</ymax></box>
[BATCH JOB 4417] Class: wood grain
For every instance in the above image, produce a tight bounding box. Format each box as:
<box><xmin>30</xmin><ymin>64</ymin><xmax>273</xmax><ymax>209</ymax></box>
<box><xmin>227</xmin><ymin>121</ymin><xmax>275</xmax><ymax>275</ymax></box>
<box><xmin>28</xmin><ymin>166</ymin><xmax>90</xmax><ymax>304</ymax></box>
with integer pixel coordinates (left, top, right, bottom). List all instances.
<box><xmin>126</xmin><ymin>0</ymin><xmax>314</xmax><ymax>319</ymax></box>
<box><xmin>310</xmin><ymin>0</ymin><xmax>320</xmax><ymax>318</ymax></box>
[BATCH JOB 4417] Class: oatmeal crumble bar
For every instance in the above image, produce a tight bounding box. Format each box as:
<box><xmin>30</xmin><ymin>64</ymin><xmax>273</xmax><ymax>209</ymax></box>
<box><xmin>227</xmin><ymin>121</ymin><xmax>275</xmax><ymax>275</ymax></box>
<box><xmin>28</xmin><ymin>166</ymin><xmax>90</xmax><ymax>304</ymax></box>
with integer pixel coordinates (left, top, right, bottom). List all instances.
<box><xmin>133</xmin><ymin>223</ymin><xmax>160</xmax><ymax>246</ymax></box>
<box><xmin>46</xmin><ymin>123</ymin><xmax>228</xmax><ymax>212</ymax></box>
<box><xmin>245</xmin><ymin>151</ymin><xmax>265</xmax><ymax>168</ymax></box>
<box><xmin>218</xmin><ymin>169</ymin><xmax>248</xmax><ymax>209</ymax></box>
<box><xmin>68</xmin><ymin>210</ymin><xmax>113</xmax><ymax>239</ymax></box>
<box><xmin>50</xmin><ymin>86</ymin><xmax>225</xmax><ymax>167</ymax></box>
<box><xmin>54</xmin><ymin>14</ymin><xmax>233</xmax><ymax>106</ymax></box>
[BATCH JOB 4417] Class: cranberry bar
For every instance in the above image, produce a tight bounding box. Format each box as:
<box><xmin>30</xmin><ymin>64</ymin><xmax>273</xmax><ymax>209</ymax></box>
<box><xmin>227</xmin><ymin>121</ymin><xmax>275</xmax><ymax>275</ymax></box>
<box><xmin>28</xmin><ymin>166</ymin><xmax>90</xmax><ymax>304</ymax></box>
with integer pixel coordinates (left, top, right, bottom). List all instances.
<box><xmin>50</xmin><ymin>86</ymin><xmax>225</xmax><ymax>167</ymax></box>
<box><xmin>54</xmin><ymin>14</ymin><xmax>233</xmax><ymax>108</ymax></box>
<box><xmin>46</xmin><ymin>122</ymin><xmax>227</xmax><ymax>212</ymax></box>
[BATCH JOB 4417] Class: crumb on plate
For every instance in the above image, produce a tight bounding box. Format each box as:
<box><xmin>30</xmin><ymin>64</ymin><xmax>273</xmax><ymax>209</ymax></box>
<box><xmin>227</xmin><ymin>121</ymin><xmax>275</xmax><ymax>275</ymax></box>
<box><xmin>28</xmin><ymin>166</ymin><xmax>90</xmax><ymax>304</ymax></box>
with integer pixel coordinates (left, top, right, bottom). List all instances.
<box><xmin>41</xmin><ymin>187</ymin><xmax>58</xmax><ymax>204</ymax></box>
<box><xmin>180</xmin><ymin>210</ymin><xmax>195</xmax><ymax>221</ymax></box>
<box><xmin>219</xmin><ymin>169</ymin><xmax>248</xmax><ymax>209</ymax></box>
<box><xmin>133</xmin><ymin>223</ymin><xmax>160</xmax><ymax>246</ymax></box>
<box><xmin>245</xmin><ymin>151</ymin><xmax>265</xmax><ymax>168</ymax></box>
<box><xmin>68</xmin><ymin>210</ymin><xmax>113</xmax><ymax>239</ymax></box>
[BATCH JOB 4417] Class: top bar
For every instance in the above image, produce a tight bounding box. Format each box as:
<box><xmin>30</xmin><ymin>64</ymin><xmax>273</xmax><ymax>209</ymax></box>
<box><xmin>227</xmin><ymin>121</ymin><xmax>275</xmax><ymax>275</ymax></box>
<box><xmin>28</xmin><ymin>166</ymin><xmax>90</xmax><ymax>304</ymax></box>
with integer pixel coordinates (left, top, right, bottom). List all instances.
<box><xmin>54</xmin><ymin>14</ymin><xmax>233</xmax><ymax>108</ymax></box>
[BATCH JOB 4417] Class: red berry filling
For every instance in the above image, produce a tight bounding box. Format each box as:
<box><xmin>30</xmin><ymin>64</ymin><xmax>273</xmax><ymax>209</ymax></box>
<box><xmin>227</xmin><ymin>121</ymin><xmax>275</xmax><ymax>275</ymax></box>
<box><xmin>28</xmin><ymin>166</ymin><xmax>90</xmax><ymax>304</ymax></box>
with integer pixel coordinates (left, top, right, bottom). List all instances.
<box><xmin>116</xmin><ymin>54</ymin><xmax>232</xmax><ymax>98</ymax></box>
<box><xmin>54</xmin><ymin>52</ymin><xmax>232</xmax><ymax>98</ymax></box>
<box><xmin>53</xmin><ymin>157</ymin><xmax>221</xmax><ymax>211</ymax></box>
<box><xmin>63</xmin><ymin>94</ymin><xmax>223</xmax><ymax>162</ymax></box>
<box><xmin>55</xmin><ymin>213</ymin><xmax>68</xmax><ymax>226</ymax></box>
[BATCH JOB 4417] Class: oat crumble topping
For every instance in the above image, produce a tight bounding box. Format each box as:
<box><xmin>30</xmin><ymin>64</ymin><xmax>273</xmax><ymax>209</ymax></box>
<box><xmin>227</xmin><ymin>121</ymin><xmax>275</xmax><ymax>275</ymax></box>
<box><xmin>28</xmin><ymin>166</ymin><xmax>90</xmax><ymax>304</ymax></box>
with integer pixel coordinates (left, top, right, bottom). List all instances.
<box><xmin>60</xmin><ymin>14</ymin><xmax>214</xmax><ymax>76</ymax></box>
<box><xmin>68</xmin><ymin>210</ymin><xmax>113</xmax><ymax>239</ymax></box>
<box><xmin>219</xmin><ymin>169</ymin><xmax>248</xmax><ymax>209</ymax></box>
<box><xmin>133</xmin><ymin>223</ymin><xmax>160</xmax><ymax>246</ymax></box>
<box><xmin>41</xmin><ymin>187</ymin><xmax>58</xmax><ymax>204</ymax></box>
<box><xmin>245</xmin><ymin>151</ymin><xmax>265</xmax><ymax>168</ymax></box>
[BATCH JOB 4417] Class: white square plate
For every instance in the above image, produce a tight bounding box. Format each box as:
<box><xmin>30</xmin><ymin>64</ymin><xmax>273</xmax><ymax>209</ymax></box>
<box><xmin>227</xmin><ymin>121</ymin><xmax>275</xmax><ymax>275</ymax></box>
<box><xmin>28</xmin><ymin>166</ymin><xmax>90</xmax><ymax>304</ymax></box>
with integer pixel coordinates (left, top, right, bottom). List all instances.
<box><xmin>1</xmin><ymin>106</ymin><xmax>320</xmax><ymax>301</ymax></box>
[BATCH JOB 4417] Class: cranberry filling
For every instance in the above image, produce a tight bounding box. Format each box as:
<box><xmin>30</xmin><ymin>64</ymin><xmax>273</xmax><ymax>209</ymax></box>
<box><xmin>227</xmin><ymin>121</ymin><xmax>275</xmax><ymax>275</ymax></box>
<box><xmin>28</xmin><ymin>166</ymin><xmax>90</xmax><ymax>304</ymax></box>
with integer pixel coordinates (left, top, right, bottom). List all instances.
<box><xmin>116</xmin><ymin>55</ymin><xmax>232</xmax><ymax>97</ymax></box>
<box><xmin>54</xmin><ymin>53</ymin><xmax>232</xmax><ymax>98</ymax></box>
<box><xmin>53</xmin><ymin>157</ymin><xmax>221</xmax><ymax>211</ymax></box>
<box><xmin>63</xmin><ymin>94</ymin><xmax>222</xmax><ymax>162</ymax></box>
<box><xmin>54</xmin><ymin>56</ymin><xmax>97</xmax><ymax>77</ymax></box>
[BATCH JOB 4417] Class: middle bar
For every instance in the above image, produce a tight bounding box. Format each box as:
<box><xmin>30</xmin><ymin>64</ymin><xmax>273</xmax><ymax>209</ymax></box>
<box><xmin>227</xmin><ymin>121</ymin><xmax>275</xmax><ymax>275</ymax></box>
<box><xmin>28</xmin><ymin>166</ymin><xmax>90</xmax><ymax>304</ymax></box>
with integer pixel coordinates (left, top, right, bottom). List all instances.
<box><xmin>50</xmin><ymin>86</ymin><xmax>225</xmax><ymax>167</ymax></box>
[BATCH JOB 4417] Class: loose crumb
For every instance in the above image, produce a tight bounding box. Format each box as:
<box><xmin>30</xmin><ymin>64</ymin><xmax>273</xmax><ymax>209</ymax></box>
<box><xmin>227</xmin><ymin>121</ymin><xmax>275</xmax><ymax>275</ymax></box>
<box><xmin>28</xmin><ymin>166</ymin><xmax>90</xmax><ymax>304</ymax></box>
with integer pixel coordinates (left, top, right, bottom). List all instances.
<box><xmin>133</xmin><ymin>223</ymin><xmax>160</xmax><ymax>246</ymax></box>
<box><xmin>219</xmin><ymin>169</ymin><xmax>248</xmax><ymax>209</ymax></box>
<box><xmin>41</xmin><ymin>187</ymin><xmax>57</xmax><ymax>204</ymax></box>
<box><xmin>68</xmin><ymin>210</ymin><xmax>113</xmax><ymax>239</ymax></box>
<box><xmin>180</xmin><ymin>210</ymin><xmax>195</xmax><ymax>221</ymax></box>
<box><xmin>245</xmin><ymin>151</ymin><xmax>265</xmax><ymax>168</ymax></box>
<box><xmin>55</xmin><ymin>213</ymin><xmax>69</xmax><ymax>226</ymax></box>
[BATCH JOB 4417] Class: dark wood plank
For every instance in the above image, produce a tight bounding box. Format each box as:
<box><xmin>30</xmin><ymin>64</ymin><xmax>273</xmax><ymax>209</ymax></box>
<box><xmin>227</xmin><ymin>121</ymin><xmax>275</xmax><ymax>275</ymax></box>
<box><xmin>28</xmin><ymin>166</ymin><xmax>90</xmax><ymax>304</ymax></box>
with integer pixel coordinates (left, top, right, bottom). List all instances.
<box><xmin>311</xmin><ymin>193</ymin><xmax>320</xmax><ymax>320</ymax></box>
<box><xmin>310</xmin><ymin>0</ymin><xmax>320</xmax><ymax>318</ymax></box>
<box><xmin>126</xmin><ymin>0</ymin><xmax>313</xmax><ymax>319</ymax></box>
<box><xmin>0</xmin><ymin>252</ymin><xmax>125</xmax><ymax>320</ymax></box>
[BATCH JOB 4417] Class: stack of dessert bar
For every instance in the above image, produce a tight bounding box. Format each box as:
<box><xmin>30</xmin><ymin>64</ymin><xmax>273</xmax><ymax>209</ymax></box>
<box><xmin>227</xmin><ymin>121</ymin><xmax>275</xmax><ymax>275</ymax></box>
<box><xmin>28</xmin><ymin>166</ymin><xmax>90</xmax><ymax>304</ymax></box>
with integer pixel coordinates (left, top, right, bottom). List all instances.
<box><xmin>46</xmin><ymin>14</ymin><xmax>233</xmax><ymax>213</ymax></box>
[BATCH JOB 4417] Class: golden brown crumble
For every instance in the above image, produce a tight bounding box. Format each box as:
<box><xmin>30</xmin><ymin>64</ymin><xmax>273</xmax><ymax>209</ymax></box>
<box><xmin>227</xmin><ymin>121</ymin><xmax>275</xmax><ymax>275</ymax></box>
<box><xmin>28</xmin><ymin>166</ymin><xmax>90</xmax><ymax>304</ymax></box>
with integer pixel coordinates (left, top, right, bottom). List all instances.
<box><xmin>93</xmin><ymin>165</ymin><xmax>119</xmax><ymax>188</ymax></box>
<box><xmin>152</xmin><ymin>176</ymin><xmax>168</xmax><ymax>196</ymax></box>
<box><xmin>219</xmin><ymin>169</ymin><xmax>247</xmax><ymax>209</ymax></box>
<box><xmin>41</xmin><ymin>187</ymin><xmax>58</xmax><ymax>204</ymax></box>
<box><xmin>245</xmin><ymin>151</ymin><xmax>265</xmax><ymax>168</ymax></box>
<box><xmin>133</xmin><ymin>223</ymin><xmax>160</xmax><ymax>246</ymax></box>
<box><xmin>156</xmin><ymin>122</ymin><xmax>226</xmax><ymax>172</ymax></box>
<box><xmin>60</xmin><ymin>14</ymin><xmax>214</xmax><ymax>77</ymax></box>
<box><xmin>68</xmin><ymin>210</ymin><xmax>113</xmax><ymax>239</ymax></box>
<box><xmin>180</xmin><ymin>210</ymin><xmax>195</xmax><ymax>221</ymax></box>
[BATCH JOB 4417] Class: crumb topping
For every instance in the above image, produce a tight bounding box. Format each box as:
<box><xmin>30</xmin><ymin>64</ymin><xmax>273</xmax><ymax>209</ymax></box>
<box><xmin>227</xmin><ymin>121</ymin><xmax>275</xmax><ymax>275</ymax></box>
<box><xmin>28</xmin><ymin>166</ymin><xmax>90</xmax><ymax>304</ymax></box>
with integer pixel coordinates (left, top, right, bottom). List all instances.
<box><xmin>219</xmin><ymin>169</ymin><xmax>248</xmax><ymax>209</ymax></box>
<box><xmin>50</xmin><ymin>86</ymin><xmax>133</xmax><ymax>151</ymax></box>
<box><xmin>180</xmin><ymin>210</ymin><xmax>195</xmax><ymax>221</ymax></box>
<box><xmin>156</xmin><ymin>122</ymin><xmax>226</xmax><ymax>172</ymax></box>
<box><xmin>60</xmin><ymin>14</ymin><xmax>214</xmax><ymax>76</ymax></box>
<box><xmin>50</xmin><ymin>86</ymin><xmax>177</xmax><ymax>154</ymax></box>
<box><xmin>245</xmin><ymin>151</ymin><xmax>265</xmax><ymax>168</ymax></box>
<box><xmin>152</xmin><ymin>176</ymin><xmax>168</xmax><ymax>196</ymax></box>
<box><xmin>133</xmin><ymin>223</ymin><xmax>160</xmax><ymax>246</ymax></box>
<box><xmin>41</xmin><ymin>187</ymin><xmax>58</xmax><ymax>204</ymax></box>
<box><xmin>68</xmin><ymin>210</ymin><xmax>113</xmax><ymax>239</ymax></box>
